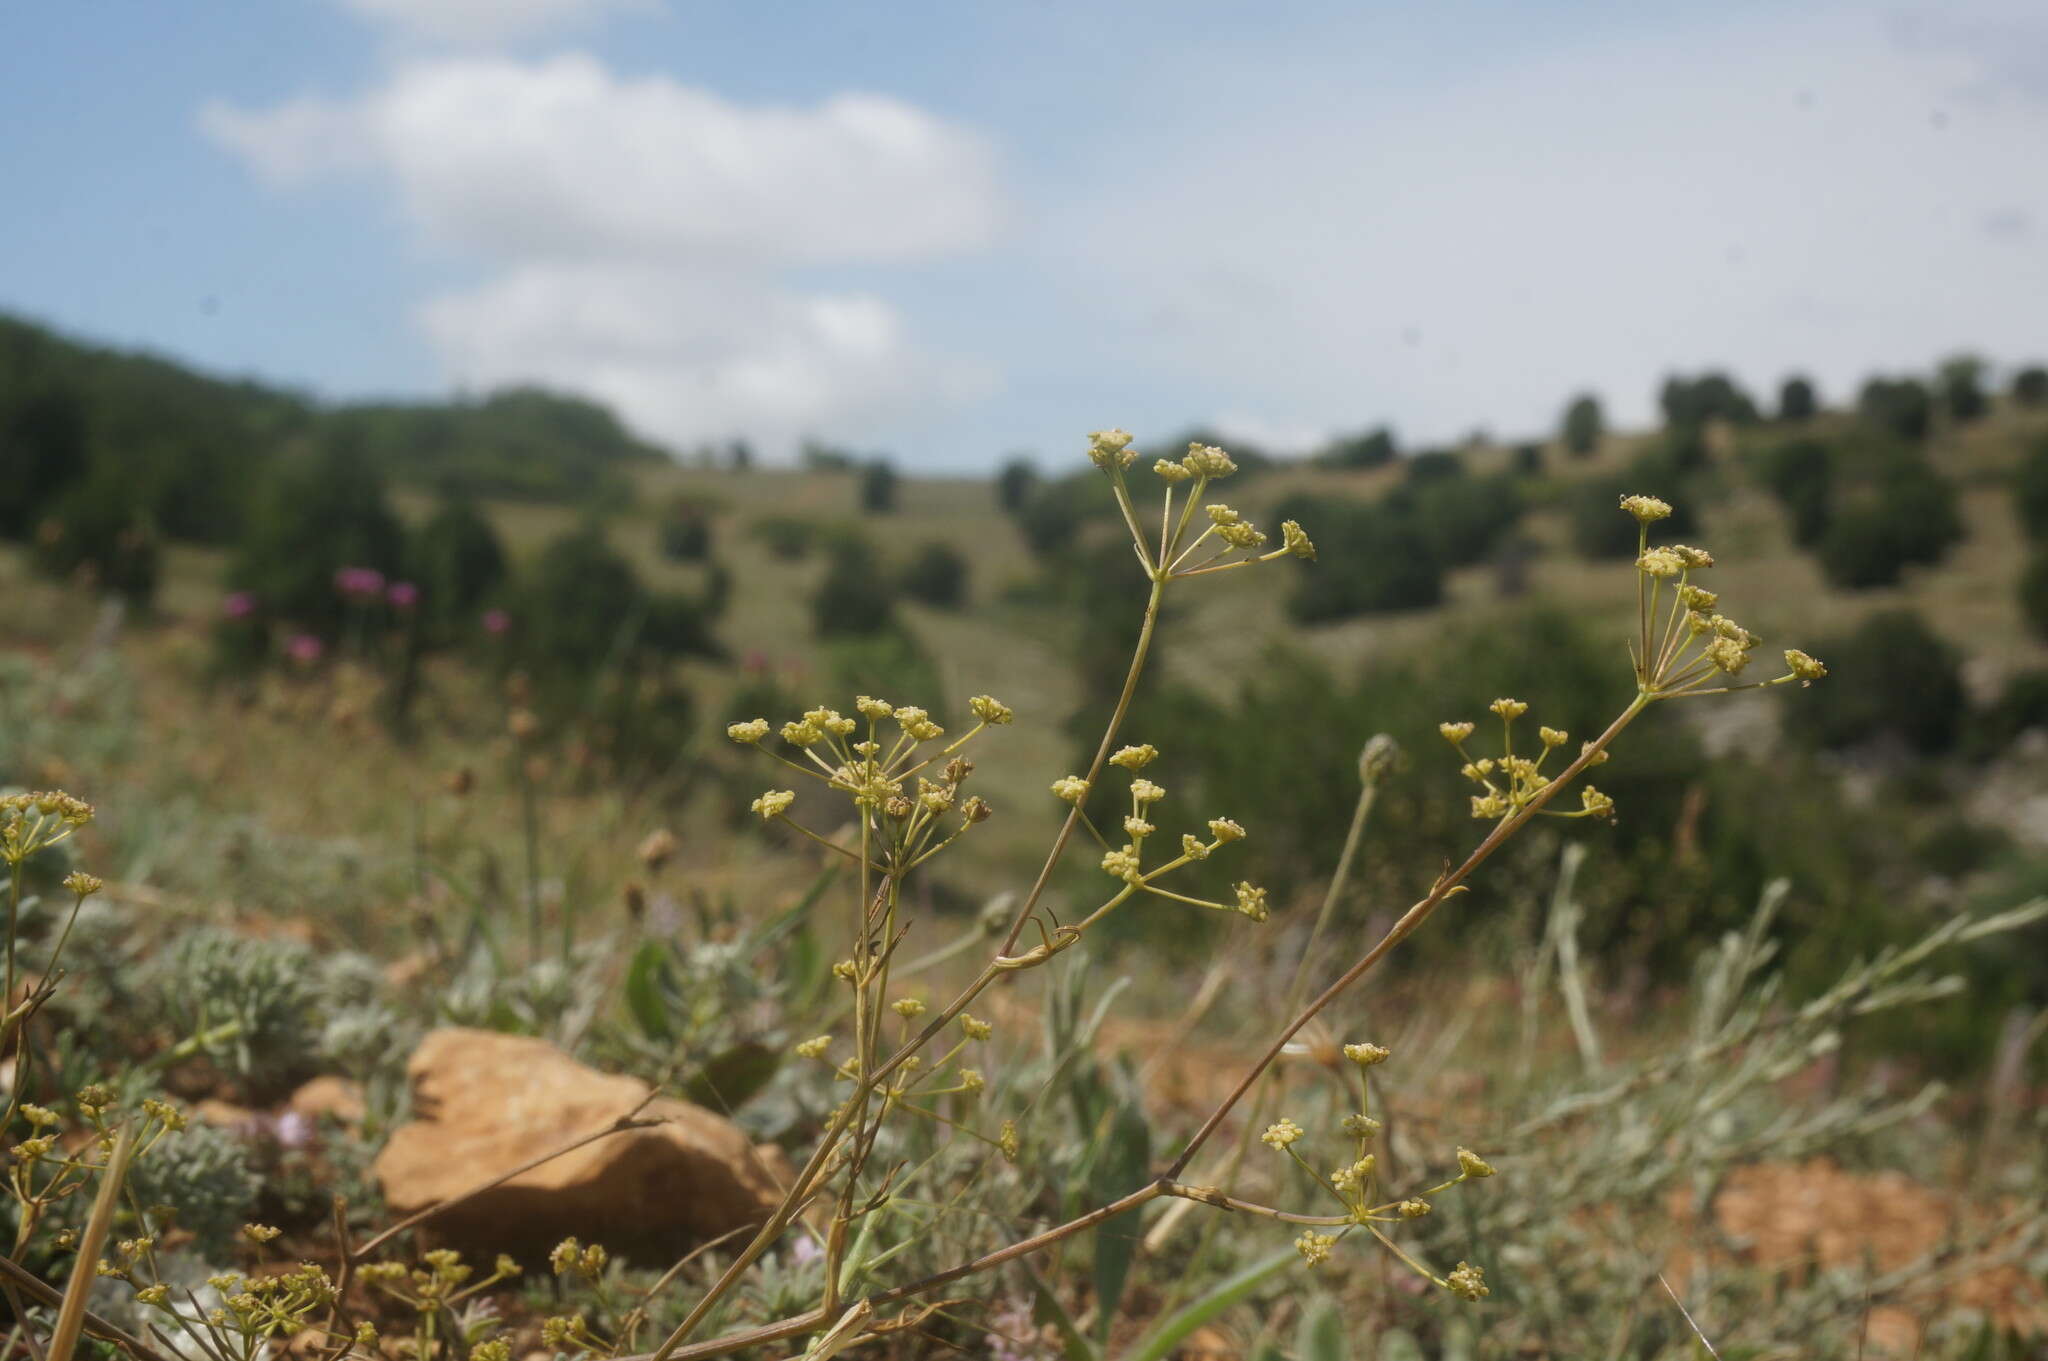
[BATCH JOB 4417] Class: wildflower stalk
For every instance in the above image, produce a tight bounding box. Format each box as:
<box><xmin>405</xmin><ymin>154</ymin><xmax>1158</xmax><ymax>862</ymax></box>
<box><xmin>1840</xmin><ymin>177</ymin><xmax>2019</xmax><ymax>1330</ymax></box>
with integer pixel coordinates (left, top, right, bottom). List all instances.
<box><xmin>49</xmin><ymin>1124</ymin><xmax>136</xmax><ymax>1361</ymax></box>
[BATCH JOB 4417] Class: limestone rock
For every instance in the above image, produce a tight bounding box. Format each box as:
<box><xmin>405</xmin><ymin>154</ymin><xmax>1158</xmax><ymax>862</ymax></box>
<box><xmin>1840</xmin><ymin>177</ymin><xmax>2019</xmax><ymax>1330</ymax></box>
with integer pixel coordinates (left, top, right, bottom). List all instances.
<box><xmin>373</xmin><ymin>1028</ymin><xmax>785</xmax><ymax>1256</ymax></box>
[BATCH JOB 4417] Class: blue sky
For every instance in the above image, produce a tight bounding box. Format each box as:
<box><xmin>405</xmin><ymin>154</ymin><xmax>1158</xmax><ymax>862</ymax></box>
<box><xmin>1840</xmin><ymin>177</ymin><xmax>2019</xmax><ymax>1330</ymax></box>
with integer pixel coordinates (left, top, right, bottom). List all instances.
<box><xmin>4</xmin><ymin>1</ymin><xmax>2045</xmax><ymax>468</ymax></box>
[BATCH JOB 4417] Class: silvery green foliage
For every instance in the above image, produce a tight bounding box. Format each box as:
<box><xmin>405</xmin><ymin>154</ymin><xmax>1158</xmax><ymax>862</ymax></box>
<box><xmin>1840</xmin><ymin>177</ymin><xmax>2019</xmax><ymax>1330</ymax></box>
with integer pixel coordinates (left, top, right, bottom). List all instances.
<box><xmin>151</xmin><ymin>925</ymin><xmax>318</xmax><ymax>1087</ymax></box>
<box><xmin>129</xmin><ymin>1121</ymin><xmax>260</xmax><ymax>1262</ymax></box>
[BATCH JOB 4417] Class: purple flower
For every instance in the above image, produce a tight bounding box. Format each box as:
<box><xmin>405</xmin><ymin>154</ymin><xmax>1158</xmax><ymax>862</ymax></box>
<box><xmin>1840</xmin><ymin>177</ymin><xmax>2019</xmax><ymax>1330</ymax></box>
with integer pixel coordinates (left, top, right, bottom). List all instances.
<box><xmin>482</xmin><ymin>608</ymin><xmax>511</xmax><ymax>635</ymax></box>
<box><xmin>221</xmin><ymin>591</ymin><xmax>258</xmax><ymax>620</ymax></box>
<box><xmin>386</xmin><ymin>580</ymin><xmax>421</xmax><ymax>610</ymax></box>
<box><xmin>285</xmin><ymin>633</ymin><xmax>324</xmax><ymax>665</ymax></box>
<box><xmin>334</xmin><ymin>566</ymin><xmax>385</xmax><ymax>599</ymax></box>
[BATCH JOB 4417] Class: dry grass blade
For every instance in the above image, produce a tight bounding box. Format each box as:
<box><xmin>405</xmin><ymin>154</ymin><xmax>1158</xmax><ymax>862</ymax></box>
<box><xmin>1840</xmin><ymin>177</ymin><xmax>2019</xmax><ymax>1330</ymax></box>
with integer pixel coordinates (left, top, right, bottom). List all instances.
<box><xmin>1659</xmin><ymin>1272</ymin><xmax>1724</xmax><ymax>1360</ymax></box>
<box><xmin>48</xmin><ymin>1123</ymin><xmax>138</xmax><ymax>1361</ymax></box>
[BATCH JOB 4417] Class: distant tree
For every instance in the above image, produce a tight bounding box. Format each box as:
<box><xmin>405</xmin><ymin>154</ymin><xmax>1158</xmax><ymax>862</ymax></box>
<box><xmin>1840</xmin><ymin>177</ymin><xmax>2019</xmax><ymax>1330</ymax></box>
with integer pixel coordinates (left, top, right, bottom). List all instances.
<box><xmin>407</xmin><ymin>496</ymin><xmax>508</xmax><ymax>636</ymax></box>
<box><xmin>1276</xmin><ymin>494</ymin><xmax>1442</xmax><ymax>620</ymax></box>
<box><xmin>995</xmin><ymin>456</ymin><xmax>1039</xmax><ymax>514</ymax></box>
<box><xmin>0</xmin><ymin>385</ymin><xmax>90</xmax><ymax>538</ymax></box>
<box><xmin>1404</xmin><ymin>450</ymin><xmax>1463</xmax><ymax>483</ymax></box>
<box><xmin>1798</xmin><ymin>609</ymin><xmax>1965</xmax><ymax>755</ymax></box>
<box><xmin>2024</xmin><ymin>548</ymin><xmax>2048</xmax><ymax>644</ymax></box>
<box><xmin>899</xmin><ymin>540</ymin><xmax>969</xmax><ymax>609</ymax></box>
<box><xmin>1660</xmin><ymin>372</ymin><xmax>1760</xmax><ymax>428</ymax></box>
<box><xmin>727</xmin><ymin>439</ymin><xmax>754</xmax><ymax>471</ymax></box>
<box><xmin>1777</xmin><ymin>375</ymin><xmax>1818</xmax><ymax>423</ymax></box>
<box><xmin>230</xmin><ymin>436</ymin><xmax>406</xmax><ymax>634</ymax></box>
<box><xmin>2017</xmin><ymin>435</ymin><xmax>2048</xmax><ymax>541</ymax></box>
<box><xmin>1938</xmin><ymin>354</ymin><xmax>1989</xmax><ymax>425</ymax></box>
<box><xmin>1317</xmin><ymin>426</ymin><xmax>1398</xmax><ymax>470</ymax></box>
<box><xmin>1560</xmin><ymin>394</ymin><xmax>1603</xmax><ymax>457</ymax></box>
<box><xmin>813</xmin><ymin>538</ymin><xmax>897</xmax><ymax>637</ymax></box>
<box><xmin>1511</xmin><ymin>443</ymin><xmax>1544</xmax><ymax>476</ymax></box>
<box><xmin>1401</xmin><ymin>474</ymin><xmax>1523</xmax><ymax>569</ymax></box>
<box><xmin>2013</xmin><ymin>365</ymin><xmax>2048</xmax><ymax>408</ymax></box>
<box><xmin>656</xmin><ymin>496</ymin><xmax>715</xmax><ymax>561</ymax></box>
<box><xmin>1013</xmin><ymin>473</ymin><xmax>1115</xmax><ymax>557</ymax></box>
<box><xmin>802</xmin><ymin>440</ymin><xmax>857</xmax><ymax>472</ymax></box>
<box><xmin>1568</xmin><ymin>459</ymin><xmax>1700</xmax><ymax>559</ymax></box>
<box><xmin>1664</xmin><ymin>421</ymin><xmax>1711</xmax><ymax>473</ymax></box>
<box><xmin>1817</xmin><ymin>459</ymin><xmax>1964</xmax><ymax>589</ymax></box>
<box><xmin>860</xmin><ymin>459</ymin><xmax>899</xmax><ymax>513</ymax></box>
<box><xmin>1759</xmin><ymin>438</ymin><xmax>1833</xmax><ymax>546</ymax></box>
<box><xmin>1858</xmin><ymin>377</ymin><xmax>1933</xmax><ymax>442</ymax></box>
<box><xmin>34</xmin><ymin>470</ymin><xmax>160</xmax><ymax>605</ymax></box>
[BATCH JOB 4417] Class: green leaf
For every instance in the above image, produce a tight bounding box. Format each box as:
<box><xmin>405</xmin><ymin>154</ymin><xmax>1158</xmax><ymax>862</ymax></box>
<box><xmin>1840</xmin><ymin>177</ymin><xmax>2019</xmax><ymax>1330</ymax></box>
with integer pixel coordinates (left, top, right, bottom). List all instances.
<box><xmin>1089</xmin><ymin>1092</ymin><xmax>1153</xmax><ymax>1345</ymax></box>
<box><xmin>1295</xmin><ymin>1297</ymin><xmax>1345</xmax><ymax>1361</ymax></box>
<box><xmin>1113</xmin><ymin>1247</ymin><xmax>1294</xmax><ymax>1361</ymax></box>
<box><xmin>623</xmin><ymin>939</ymin><xmax>675</xmax><ymax>1042</ymax></box>
<box><xmin>681</xmin><ymin>1041</ymin><xmax>782</xmax><ymax>1113</ymax></box>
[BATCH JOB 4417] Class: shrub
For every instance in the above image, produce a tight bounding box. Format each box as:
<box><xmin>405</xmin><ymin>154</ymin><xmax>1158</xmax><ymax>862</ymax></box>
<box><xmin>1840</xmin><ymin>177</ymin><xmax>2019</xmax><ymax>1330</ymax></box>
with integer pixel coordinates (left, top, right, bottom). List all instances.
<box><xmin>899</xmin><ymin>540</ymin><xmax>969</xmax><ymax>609</ymax></box>
<box><xmin>1398</xmin><ymin>473</ymin><xmax>1523</xmax><ymax>569</ymax></box>
<box><xmin>860</xmin><ymin>459</ymin><xmax>899</xmax><ymax>513</ymax></box>
<box><xmin>514</xmin><ymin>522</ymin><xmax>718</xmax><ymax>688</ymax></box>
<box><xmin>1759</xmin><ymin>438</ymin><xmax>1833</xmax><ymax>546</ymax></box>
<box><xmin>1938</xmin><ymin>354</ymin><xmax>1989</xmax><ymax>425</ymax></box>
<box><xmin>813</xmin><ymin>537</ymin><xmax>898</xmax><ymax>637</ymax></box>
<box><xmin>1511</xmin><ymin>442</ymin><xmax>1543</xmax><ymax>476</ymax></box>
<box><xmin>1777</xmin><ymin>374</ymin><xmax>1818</xmax><ymax>422</ymax></box>
<box><xmin>32</xmin><ymin>471</ymin><xmax>161</xmax><ymax>606</ymax></box>
<box><xmin>1404</xmin><ymin>449</ymin><xmax>1463</xmax><ymax>484</ymax></box>
<box><xmin>995</xmin><ymin>457</ymin><xmax>1039</xmax><ymax>513</ymax></box>
<box><xmin>1013</xmin><ymin>472</ymin><xmax>1114</xmax><ymax>557</ymax></box>
<box><xmin>1797</xmin><ymin>609</ymin><xmax>1966</xmax><ymax>754</ymax></box>
<box><xmin>1858</xmin><ymin>376</ymin><xmax>1933</xmax><ymax>442</ymax></box>
<box><xmin>2016</xmin><ymin>435</ymin><xmax>2048</xmax><ymax>541</ymax></box>
<box><xmin>656</xmin><ymin>497</ymin><xmax>715</xmax><ymax>561</ymax></box>
<box><xmin>1317</xmin><ymin>425</ymin><xmax>1398</xmax><ymax>469</ymax></box>
<box><xmin>2014</xmin><ymin>364</ymin><xmax>2048</xmax><ymax>407</ymax></box>
<box><xmin>751</xmin><ymin>515</ymin><xmax>823</xmax><ymax>561</ymax></box>
<box><xmin>229</xmin><ymin>438</ymin><xmax>406</xmax><ymax>635</ymax></box>
<box><xmin>1567</xmin><ymin>460</ymin><xmax>1699</xmax><ymax>558</ymax></box>
<box><xmin>1817</xmin><ymin>458</ymin><xmax>1963</xmax><ymax>588</ymax></box>
<box><xmin>1660</xmin><ymin>371</ymin><xmax>1760</xmax><ymax>427</ymax></box>
<box><xmin>1559</xmin><ymin>394</ymin><xmax>1602</xmax><ymax>457</ymax></box>
<box><xmin>1276</xmin><ymin>494</ymin><xmax>1441</xmax><ymax>620</ymax></box>
<box><xmin>1965</xmin><ymin>666</ymin><xmax>2048</xmax><ymax>759</ymax></box>
<box><xmin>2023</xmin><ymin>546</ymin><xmax>2048</xmax><ymax>644</ymax></box>
<box><xmin>0</xmin><ymin>384</ymin><xmax>89</xmax><ymax>539</ymax></box>
<box><xmin>406</xmin><ymin>496</ymin><xmax>508</xmax><ymax>637</ymax></box>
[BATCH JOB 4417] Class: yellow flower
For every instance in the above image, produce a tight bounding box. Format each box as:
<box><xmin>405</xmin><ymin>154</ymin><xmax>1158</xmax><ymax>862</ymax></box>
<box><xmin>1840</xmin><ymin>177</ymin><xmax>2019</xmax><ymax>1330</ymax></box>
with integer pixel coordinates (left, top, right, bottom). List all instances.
<box><xmin>969</xmin><ymin>695</ymin><xmax>1014</xmax><ymax>724</ymax></box>
<box><xmin>751</xmin><ymin>790</ymin><xmax>796</xmax><ymax>820</ymax></box>
<box><xmin>1108</xmin><ymin>743</ymin><xmax>1159</xmax><ymax>770</ymax></box>
<box><xmin>1261</xmin><ymin>1118</ymin><xmax>1304</xmax><ymax>1150</ymax></box>
<box><xmin>1619</xmin><ymin>493</ymin><xmax>1672</xmax><ymax>522</ymax></box>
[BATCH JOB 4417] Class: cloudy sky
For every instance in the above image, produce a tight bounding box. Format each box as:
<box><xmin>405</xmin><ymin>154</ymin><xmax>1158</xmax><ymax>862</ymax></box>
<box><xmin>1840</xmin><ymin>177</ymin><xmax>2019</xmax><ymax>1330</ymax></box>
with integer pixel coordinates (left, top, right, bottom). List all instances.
<box><xmin>5</xmin><ymin>1</ymin><xmax>2045</xmax><ymax>467</ymax></box>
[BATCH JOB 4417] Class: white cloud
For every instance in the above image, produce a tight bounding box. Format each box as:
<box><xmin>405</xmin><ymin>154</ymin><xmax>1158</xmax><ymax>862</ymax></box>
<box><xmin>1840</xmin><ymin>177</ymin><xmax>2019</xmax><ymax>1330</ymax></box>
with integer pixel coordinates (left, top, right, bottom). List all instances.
<box><xmin>336</xmin><ymin>0</ymin><xmax>657</xmax><ymax>46</ymax></box>
<box><xmin>201</xmin><ymin>54</ymin><xmax>1000</xmax><ymax>455</ymax></box>
<box><xmin>420</xmin><ymin>263</ymin><xmax>991</xmax><ymax>454</ymax></box>
<box><xmin>1023</xmin><ymin>4</ymin><xmax>2048</xmax><ymax>451</ymax></box>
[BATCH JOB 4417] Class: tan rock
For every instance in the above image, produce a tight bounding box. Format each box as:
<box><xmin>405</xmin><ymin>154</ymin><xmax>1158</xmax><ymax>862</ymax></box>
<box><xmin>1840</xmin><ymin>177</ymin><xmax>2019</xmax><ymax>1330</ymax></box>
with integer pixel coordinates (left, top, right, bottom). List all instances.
<box><xmin>288</xmin><ymin>1075</ymin><xmax>366</xmax><ymax>1126</ymax></box>
<box><xmin>373</xmin><ymin>1028</ymin><xmax>785</xmax><ymax>1258</ymax></box>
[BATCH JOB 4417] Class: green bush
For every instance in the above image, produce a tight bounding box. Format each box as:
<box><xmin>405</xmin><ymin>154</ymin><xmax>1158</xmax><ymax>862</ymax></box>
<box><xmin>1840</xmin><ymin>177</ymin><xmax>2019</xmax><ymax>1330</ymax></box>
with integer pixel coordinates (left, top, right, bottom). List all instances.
<box><xmin>0</xmin><ymin>384</ymin><xmax>89</xmax><ymax>539</ymax></box>
<box><xmin>813</xmin><ymin>538</ymin><xmax>898</xmax><ymax>637</ymax></box>
<box><xmin>1796</xmin><ymin>609</ymin><xmax>1966</xmax><ymax>754</ymax></box>
<box><xmin>1567</xmin><ymin>459</ymin><xmax>1699</xmax><ymax>559</ymax></box>
<box><xmin>229</xmin><ymin>438</ymin><xmax>406</xmax><ymax>634</ymax></box>
<box><xmin>1276</xmin><ymin>494</ymin><xmax>1441</xmax><ymax>620</ymax></box>
<box><xmin>1816</xmin><ymin>458</ymin><xmax>1962</xmax><ymax>589</ymax></box>
<box><xmin>2016</xmin><ymin>435</ymin><xmax>2048</xmax><ymax>541</ymax></box>
<box><xmin>657</xmin><ymin>498</ymin><xmax>715</xmax><ymax>561</ymax></box>
<box><xmin>860</xmin><ymin>459</ymin><xmax>899</xmax><ymax>513</ymax></box>
<box><xmin>995</xmin><ymin>457</ymin><xmax>1039</xmax><ymax>513</ymax></box>
<box><xmin>1965</xmin><ymin>667</ymin><xmax>2048</xmax><ymax>759</ymax></box>
<box><xmin>1938</xmin><ymin>354</ymin><xmax>1989</xmax><ymax>424</ymax></box>
<box><xmin>32</xmin><ymin>470</ymin><xmax>161</xmax><ymax>605</ymax></box>
<box><xmin>1777</xmin><ymin>374</ymin><xmax>1818</xmax><ymax>422</ymax></box>
<box><xmin>2014</xmin><ymin>365</ymin><xmax>2048</xmax><ymax>407</ymax></box>
<box><xmin>514</xmin><ymin>522</ymin><xmax>718</xmax><ymax>687</ymax></box>
<box><xmin>1559</xmin><ymin>394</ymin><xmax>1602</xmax><ymax>457</ymax></box>
<box><xmin>1316</xmin><ymin>426</ymin><xmax>1398</xmax><ymax>469</ymax></box>
<box><xmin>1759</xmin><ymin>438</ymin><xmax>1833</xmax><ymax>546</ymax></box>
<box><xmin>1858</xmin><ymin>376</ymin><xmax>1933</xmax><ymax>442</ymax></box>
<box><xmin>899</xmin><ymin>540</ymin><xmax>969</xmax><ymax>609</ymax></box>
<box><xmin>1396</xmin><ymin>473</ymin><xmax>1523</xmax><ymax>569</ymax></box>
<box><xmin>2023</xmin><ymin>546</ymin><xmax>2048</xmax><ymax>644</ymax></box>
<box><xmin>1659</xmin><ymin>372</ymin><xmax>1759</xmax><ymax>427</ymax></box>
<box><xmin>1013</xmin><ymin>472</ymin><xmax>1115</xmax><ymax>557</ymax></box>
<box><xmin>406</xmin><ymin>497</ymin><xmax>508</xmax><ymax>637</ymax></box>
<box><xmin>751</xmin><ymin>515</ymin><xmax>824</xmax><ymax>561</ymax></box>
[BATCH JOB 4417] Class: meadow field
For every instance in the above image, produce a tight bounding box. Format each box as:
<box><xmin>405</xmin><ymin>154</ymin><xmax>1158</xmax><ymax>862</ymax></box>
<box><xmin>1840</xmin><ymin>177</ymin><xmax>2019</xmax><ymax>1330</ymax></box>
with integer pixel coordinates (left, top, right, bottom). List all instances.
<box><xmin>4</xmin><ymin>326</ymin><xmax>2048</xmax><ymax>1359</ymax></box>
